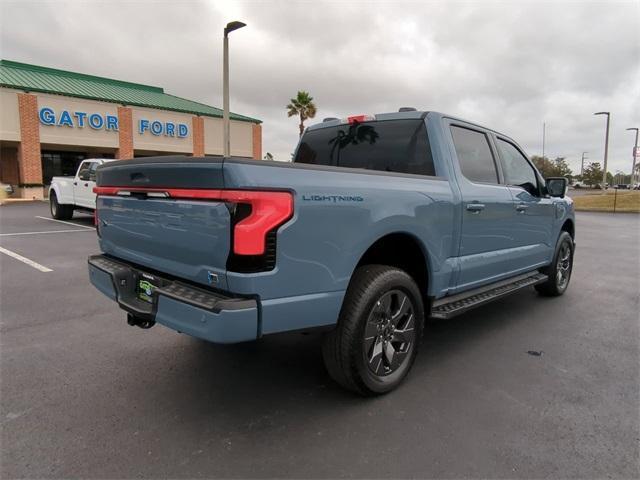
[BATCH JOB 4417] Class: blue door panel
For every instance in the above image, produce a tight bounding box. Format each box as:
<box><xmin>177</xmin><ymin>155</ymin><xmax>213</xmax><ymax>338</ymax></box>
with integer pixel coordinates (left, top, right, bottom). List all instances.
<box><xmin>508</xmin><ymin>187</ymin><xmax>555</xmax><ymax>267</ymax></box>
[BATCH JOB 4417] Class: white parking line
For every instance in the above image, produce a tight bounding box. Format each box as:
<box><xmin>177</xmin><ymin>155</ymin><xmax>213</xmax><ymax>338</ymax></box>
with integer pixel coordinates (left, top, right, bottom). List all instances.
<box><xmin>0</xmin><ymin>246</ymin><xmax>52</xmax><ymax>272</ymax></box>
<box><xmin>35</xmin><ymin>216</ymin><xmax>94</xmax><ymax>230</ymax></box>
<box><xmin>0</xmin><ymin>229</ymin><xmax>93</xmax><ymax>237</ymax></box>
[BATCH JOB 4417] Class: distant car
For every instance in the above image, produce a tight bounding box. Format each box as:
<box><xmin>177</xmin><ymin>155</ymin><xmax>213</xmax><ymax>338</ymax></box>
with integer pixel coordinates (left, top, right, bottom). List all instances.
<box><xmin>573</xmin><ymin>181</ymin><xmax>585</xmax><ymax>189</ymax></box>
<box><xmin>49</xmin><ymin>158</ymin><xmax>115</xmax><ymax>219</ymax></box>
<box><xmin>615</xmin><ymin>184</ymin><xmax>629</xmax><ymax>190</ymax></box>
<box><xmin>0</xmin><ymin>182</ymin><xmax>14</xmax><ymax>199</ymax></box>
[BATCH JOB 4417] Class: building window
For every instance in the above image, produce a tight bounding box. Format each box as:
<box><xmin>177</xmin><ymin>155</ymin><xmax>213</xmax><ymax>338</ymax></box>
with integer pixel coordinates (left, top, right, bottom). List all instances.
<box><xmin>41</xmin><ymin>151</ymin><xmax>87</xmax><ymax>185</ymax></box>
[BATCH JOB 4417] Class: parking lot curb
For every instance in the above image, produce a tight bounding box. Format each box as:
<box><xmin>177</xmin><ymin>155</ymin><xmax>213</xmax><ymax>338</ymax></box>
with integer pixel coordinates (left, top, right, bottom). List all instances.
<box><xmin>0</xmin><ymin>199</ymin><xmax>47</xmax><ymax>206</ymax></box>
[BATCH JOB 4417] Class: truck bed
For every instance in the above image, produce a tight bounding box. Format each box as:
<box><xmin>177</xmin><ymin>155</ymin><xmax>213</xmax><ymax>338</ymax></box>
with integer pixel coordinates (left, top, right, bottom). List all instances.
<box><xmin>94</xmin><ymin>155</ymin><xmax>456</xmax><ymax>302</ymax></box>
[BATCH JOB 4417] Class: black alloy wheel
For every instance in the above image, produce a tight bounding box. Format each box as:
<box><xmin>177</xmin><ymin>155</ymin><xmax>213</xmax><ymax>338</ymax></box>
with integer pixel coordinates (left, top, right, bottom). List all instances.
<box><xmin>364</xmin><ymin>289</ymin><xmax>416</xmax><ymax>377</ymax></box>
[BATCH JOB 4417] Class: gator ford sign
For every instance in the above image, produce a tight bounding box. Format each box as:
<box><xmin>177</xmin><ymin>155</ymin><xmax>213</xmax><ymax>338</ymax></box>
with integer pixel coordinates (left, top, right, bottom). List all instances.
<box><xmin>38</xmin><ymin>107</ymin><xmax>189</xmax><ymax>138</ymax></box>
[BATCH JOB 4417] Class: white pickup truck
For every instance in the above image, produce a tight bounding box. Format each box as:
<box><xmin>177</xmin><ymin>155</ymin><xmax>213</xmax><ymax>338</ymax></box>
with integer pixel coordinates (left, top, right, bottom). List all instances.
<box><xmin>49</xmin><ymin>158</ymin><xmax>114</xmax><ymax>219</ymax></box>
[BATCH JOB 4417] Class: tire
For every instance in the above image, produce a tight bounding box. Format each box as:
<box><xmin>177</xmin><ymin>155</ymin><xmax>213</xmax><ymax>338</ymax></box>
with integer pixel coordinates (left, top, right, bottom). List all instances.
<box><xmin>322</xmin><ymin>264</ymin><xmax>424</xmax><ymax>396</ymax></box>
<box><xmin>535</xmin><ymin>231</ymin><xmax>574</xmax><ymax>297</ymax></box>
<box><xmin>50</xmin><ymin>192</ymin><xmax>74</xmax><ymax>220</ymax></box>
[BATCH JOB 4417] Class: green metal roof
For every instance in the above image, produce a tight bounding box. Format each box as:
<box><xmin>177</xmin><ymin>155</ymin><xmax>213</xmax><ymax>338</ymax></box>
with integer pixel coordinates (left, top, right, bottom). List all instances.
<box><xmin>0</xmin><ymin>60</ymin><xmax>260</xmax><ymax>123</ymax></box>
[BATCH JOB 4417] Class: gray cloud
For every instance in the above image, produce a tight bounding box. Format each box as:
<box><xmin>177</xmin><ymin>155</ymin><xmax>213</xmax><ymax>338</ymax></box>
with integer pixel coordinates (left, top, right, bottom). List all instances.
<box><xmin>1</xmin><ymin>0</ymin><xmax>638</xmax><ymax>173</ymax></box>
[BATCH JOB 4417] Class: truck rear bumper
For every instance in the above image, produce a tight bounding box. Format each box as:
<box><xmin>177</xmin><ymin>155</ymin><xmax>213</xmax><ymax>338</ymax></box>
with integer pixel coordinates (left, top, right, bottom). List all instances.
<box><xmin>88</xmin><ymin>255</ymin><xmax>258</xmax><ymax>343</ymax></box>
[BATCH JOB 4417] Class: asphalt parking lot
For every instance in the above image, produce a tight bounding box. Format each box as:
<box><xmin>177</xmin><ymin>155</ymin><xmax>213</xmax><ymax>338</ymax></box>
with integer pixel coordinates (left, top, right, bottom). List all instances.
<box><xmin>1</xmin><ymin>202</ymin><xmax>638</xmax><ymax>479</ymax></box>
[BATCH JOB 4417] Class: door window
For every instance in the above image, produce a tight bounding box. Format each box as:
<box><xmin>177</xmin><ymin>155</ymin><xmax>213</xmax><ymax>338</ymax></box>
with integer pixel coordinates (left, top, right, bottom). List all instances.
<box><xmin>77</xmin><ymin>162</ymin><xmax>92</xmax><ymax>181</ymax></box>
<box><xmin>496</xmin><ymin>139</ymin><xmax>538</xmax><ymax>193</ymax></box>
<box><xmin>450</xmin><ymin>126</ymin><xmax>498</xmax><ymax>184</ymax></box>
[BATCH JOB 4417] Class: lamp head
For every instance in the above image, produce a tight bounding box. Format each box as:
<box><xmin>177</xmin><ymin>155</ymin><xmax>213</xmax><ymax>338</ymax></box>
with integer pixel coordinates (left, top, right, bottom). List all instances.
<box><xmin>225</xmin><ymin>21</ymin><xmax>246</xmax><ymax>36</ymax></box>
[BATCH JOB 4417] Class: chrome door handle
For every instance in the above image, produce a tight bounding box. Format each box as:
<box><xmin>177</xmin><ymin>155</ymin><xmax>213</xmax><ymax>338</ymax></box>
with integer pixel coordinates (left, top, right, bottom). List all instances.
<box><xmin>516</xmin><ymin>203</ymin><xmax>529</xmax><ymax>213</ymax></box>
<box><xmin>466</xmin><ymin>203</ymin><xmax>486</xmax><ymax>213</ymax></box>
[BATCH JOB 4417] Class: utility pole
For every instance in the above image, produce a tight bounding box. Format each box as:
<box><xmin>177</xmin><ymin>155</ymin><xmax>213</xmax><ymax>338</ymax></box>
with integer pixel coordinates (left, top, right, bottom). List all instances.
<box><xmin>223</xmin><ymin>21</ymin><xmax>246</xmax><ymax>158</ymax></box>
<box><xmin>581</xmin><ymin>152</ymin><xmax>588</xmax><ymax>177</ymax></box>
<box><xmin>627</xmin><ymin>128</ymin><xmax>639</xmax><ymax>185</ymax></box>
<box><xmin>594</xmin><ymin>112</ymin><xmax>610</xmax><ymax>188</ymax></box>
<box><xmin>542</xmin><ymin>122</ymin><xmax>546</xmax><ymax>159</ymax></box>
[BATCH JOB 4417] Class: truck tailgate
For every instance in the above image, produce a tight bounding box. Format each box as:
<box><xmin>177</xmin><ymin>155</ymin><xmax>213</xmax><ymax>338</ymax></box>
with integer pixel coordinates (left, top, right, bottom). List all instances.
<box><xmin>95</xmin><ymin>157</ymin><xmax>231</xmax><ymax>289</ymax></box>
<box><xmin>98</xmin><ymin>196</ymin><xmax>231</xmax><ymax>289</ymax></box>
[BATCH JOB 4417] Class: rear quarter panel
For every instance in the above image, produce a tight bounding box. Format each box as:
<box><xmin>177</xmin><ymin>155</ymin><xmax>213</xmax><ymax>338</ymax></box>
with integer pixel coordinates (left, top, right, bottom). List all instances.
<box><xmin>223</xmin><ymin>161</ymin><xmax>457</xmax><ymax>300</ymax></box>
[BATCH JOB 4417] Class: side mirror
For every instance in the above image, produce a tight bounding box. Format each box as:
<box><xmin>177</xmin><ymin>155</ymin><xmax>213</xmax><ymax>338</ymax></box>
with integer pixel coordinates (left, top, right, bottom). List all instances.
<box><xmin>546</xmin><ymin>177</ymin><xmax>567</xmax><ymax>198</ymax></box>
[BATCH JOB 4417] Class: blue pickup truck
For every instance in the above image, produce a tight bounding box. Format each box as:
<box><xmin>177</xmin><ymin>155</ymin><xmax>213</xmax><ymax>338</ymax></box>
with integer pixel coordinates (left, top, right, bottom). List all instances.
<box><xmin>88</xmin><ymin>110</ymin><xmax>574</xmax><ymax>395</ymax></box>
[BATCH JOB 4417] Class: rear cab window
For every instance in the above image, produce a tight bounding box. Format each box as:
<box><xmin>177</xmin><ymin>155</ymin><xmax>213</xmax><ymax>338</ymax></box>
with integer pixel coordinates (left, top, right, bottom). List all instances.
<box><xmin>294</xmin><ymin>119</ymin><xmax>436</xmax><ymax>176</ymax></box>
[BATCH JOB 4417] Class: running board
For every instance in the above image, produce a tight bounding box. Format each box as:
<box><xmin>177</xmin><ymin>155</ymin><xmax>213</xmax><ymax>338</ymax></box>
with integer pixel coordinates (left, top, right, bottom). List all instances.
<box><xmin>430</xmin><ymin>272</ymin><xmax>548</xmax><ymax>319</ymax></box>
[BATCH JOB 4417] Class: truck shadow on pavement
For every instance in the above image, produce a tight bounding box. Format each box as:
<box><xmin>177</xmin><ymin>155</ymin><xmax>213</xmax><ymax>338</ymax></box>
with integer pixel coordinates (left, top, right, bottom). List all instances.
<box><xmin>70</xmin><ymin>213</ymin><xmax>95</xmax><ymax>227</ymax></box>
<box><xmin>146</xmin><ymin>287</ymin><xmax>547</xmax><ymax>419</ymax></box>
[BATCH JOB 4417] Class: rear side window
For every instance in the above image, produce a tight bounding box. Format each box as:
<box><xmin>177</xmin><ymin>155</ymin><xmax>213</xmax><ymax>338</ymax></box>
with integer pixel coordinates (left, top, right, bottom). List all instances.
<box><xmin>450</xmin><ymin>126</ymin><xmax>498</xmax><ymax>184</ymax></box>
<box><xmin>294</xmin><ymin>119</ymin><xmax>435</xmax><ymax>176</ymax></box>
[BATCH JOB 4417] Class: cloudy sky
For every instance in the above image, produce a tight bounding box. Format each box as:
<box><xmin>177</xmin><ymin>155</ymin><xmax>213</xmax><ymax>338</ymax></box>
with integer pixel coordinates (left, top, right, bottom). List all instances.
<box><xmin>1</xmin><ymin>0</ymin><xmax>639</xmax><ymax>173</ymax></box>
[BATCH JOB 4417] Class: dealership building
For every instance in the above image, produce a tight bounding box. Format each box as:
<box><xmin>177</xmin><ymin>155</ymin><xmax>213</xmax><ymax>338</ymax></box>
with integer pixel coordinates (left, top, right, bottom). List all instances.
<box><xmin>0</xmin><ymin>60</ymin><xmax>262</xmax><ymax>199</ymax></box>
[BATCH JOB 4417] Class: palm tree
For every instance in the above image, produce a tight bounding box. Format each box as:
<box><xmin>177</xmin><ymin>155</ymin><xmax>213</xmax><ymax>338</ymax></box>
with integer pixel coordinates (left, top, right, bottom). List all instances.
<box><xmin>286</xmin><ymin>91</ymin><xmax>317</xmax><ymax>137</ymax></box>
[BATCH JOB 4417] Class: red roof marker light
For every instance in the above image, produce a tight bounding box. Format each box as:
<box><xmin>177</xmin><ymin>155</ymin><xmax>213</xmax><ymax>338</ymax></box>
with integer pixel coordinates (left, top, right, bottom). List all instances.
<box><xmin>345</xmin><ymin>114</ymin><xmax>375</xmax><ymax>124</ymax></box>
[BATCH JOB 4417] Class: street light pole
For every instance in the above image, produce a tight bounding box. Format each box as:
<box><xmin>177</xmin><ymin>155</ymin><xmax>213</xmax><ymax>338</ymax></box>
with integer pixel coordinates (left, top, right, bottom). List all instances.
<box><xmin>223</xmin><ymin>21</ymin><xmax>246</xmax><ymax>158</ymax></box>
<box><xmin>581</xmin><ymin>152</ymin><xmax>588</xmax><ymax>177</ymax></box>
<box><xmin>627</xmin><ymin>127</ymin><xmax>639</xmax><ymax>185</ymax></box>
<box><xmin>594</xmin><ymin>112</ymin><xmax>610</xmax><ymax>188</ymax></box>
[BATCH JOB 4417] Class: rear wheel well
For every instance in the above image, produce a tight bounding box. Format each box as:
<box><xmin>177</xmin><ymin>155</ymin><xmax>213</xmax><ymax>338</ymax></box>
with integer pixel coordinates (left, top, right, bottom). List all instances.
<box><xmin>355</xmin><ymin>233</ymin><xmax>429</xmax><ymax>306</ymax></box>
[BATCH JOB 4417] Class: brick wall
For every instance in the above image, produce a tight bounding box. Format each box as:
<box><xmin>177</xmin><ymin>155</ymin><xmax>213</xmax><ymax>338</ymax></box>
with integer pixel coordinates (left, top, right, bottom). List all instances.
<box><xmin>252</xmin><ymin>123</ymin><xmax>262</xmax><ymax>160</ymax></box>
<box><xmin>192</xmin><ymin>116</ymin><xmax>204</xmax><ymax>156</ymax></box>
<box><xmin>116</xmin><ymin>106</ymin><xmax>133</xmax><ymax>159</ymax></box>
<box><xmin>17</xmin><ymin>93</ymin><xmax>42</xmax><ymax>184</ymax></box>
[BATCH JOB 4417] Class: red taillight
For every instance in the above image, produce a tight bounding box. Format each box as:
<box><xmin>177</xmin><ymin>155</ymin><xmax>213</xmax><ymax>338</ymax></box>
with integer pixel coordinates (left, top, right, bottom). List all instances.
<box><xmin>93</xmin><ymin>187</ymin><xmax>294</xmax><ymax>256</ymax></box>
<box><xmin>223</xmin><ymin>190</ymin><xmax>293</xmax><ymax>255</ymax></box>
<box><xmin>93</xmin><ymin>186</ymin><xmax>118</xmax><ymax>195</ymax></box>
